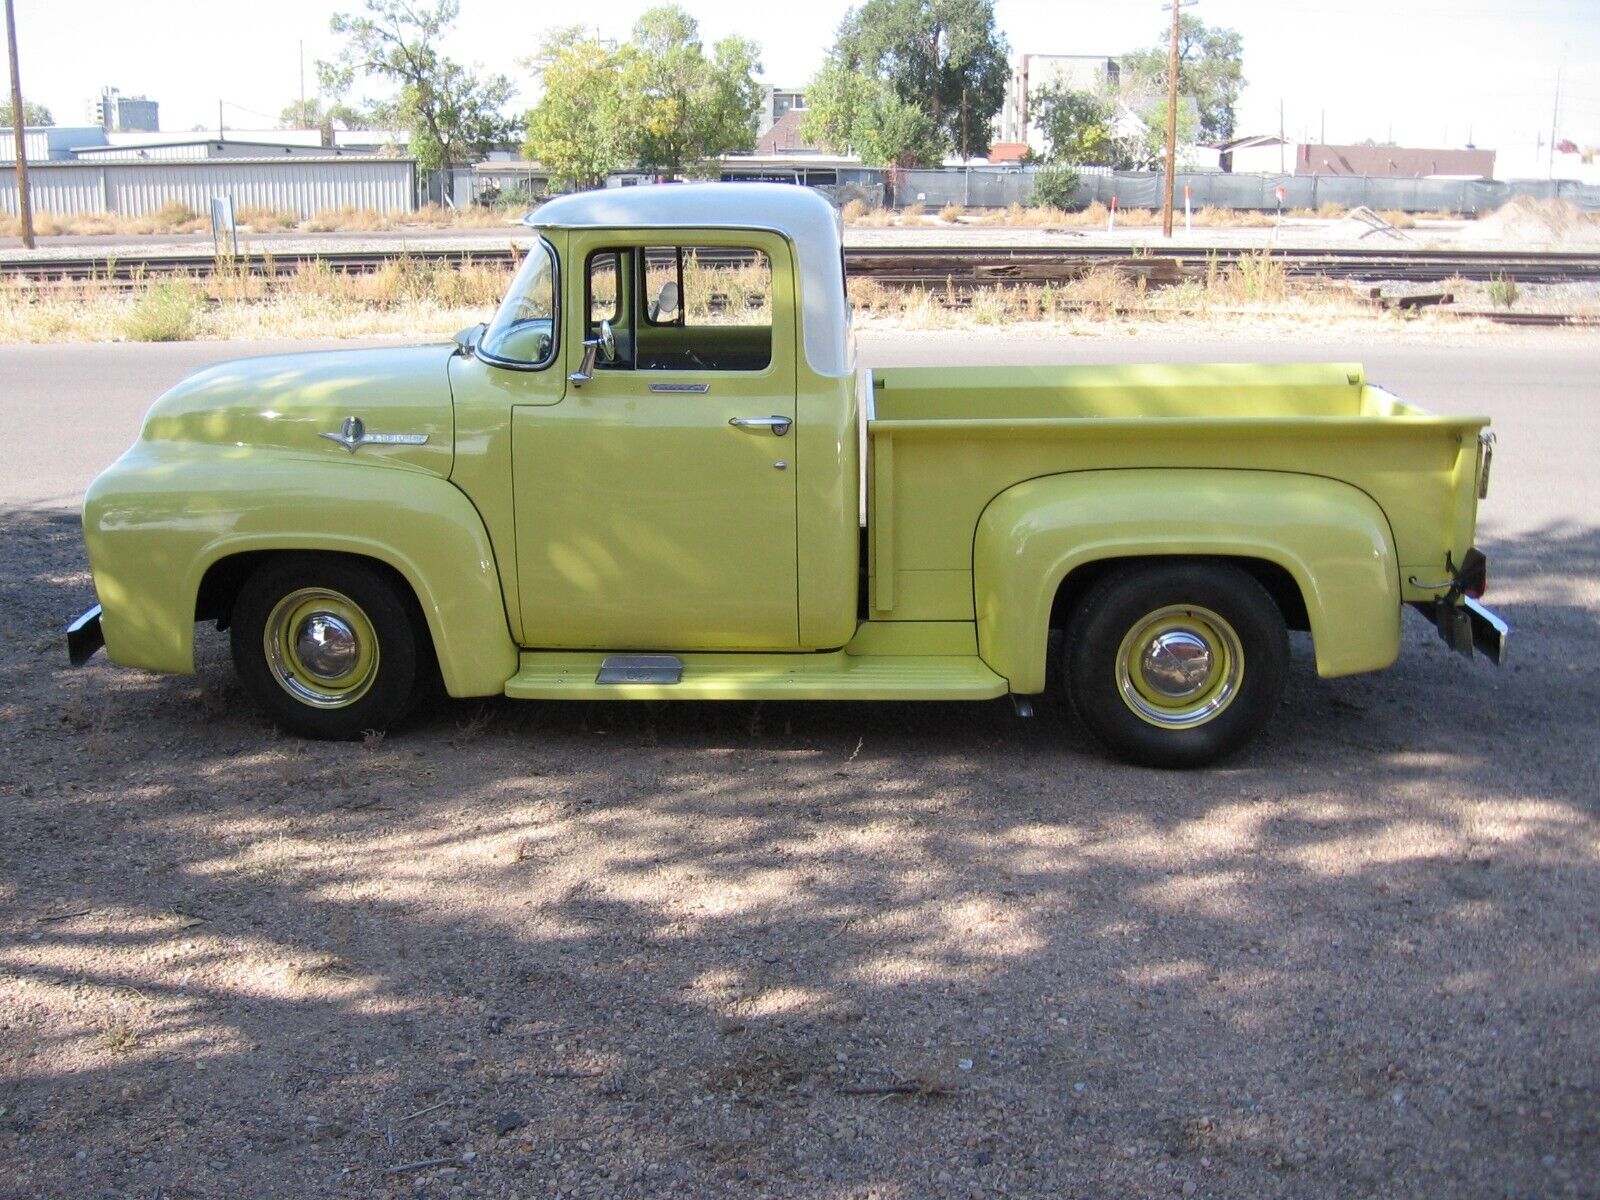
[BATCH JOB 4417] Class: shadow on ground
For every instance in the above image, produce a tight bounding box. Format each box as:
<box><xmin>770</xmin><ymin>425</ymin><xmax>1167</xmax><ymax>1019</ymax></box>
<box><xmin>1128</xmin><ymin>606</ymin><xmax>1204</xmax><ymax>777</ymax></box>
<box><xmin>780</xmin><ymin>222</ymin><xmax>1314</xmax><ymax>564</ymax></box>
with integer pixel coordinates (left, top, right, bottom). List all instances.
<box><xmin>1</xmin><ymin>508</ymin><xmax>1596</xmax><ymax>1199</ymax></box>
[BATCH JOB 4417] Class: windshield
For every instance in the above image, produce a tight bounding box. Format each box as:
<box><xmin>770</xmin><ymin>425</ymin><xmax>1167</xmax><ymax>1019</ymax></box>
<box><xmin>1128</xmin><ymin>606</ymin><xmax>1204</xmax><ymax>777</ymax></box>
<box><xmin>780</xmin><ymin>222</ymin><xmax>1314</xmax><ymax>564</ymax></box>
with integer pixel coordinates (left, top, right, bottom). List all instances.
<box><xmin>479</xmin><ymin>237</ymin><xmax>557</xmax><ymax>367</ymax></box>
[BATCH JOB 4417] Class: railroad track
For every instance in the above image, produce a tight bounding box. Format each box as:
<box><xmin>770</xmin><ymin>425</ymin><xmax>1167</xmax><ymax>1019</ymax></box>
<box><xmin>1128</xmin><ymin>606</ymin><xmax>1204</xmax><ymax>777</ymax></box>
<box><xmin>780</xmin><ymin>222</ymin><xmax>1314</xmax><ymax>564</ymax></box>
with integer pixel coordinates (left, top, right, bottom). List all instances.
<box><xmin>4</xmin><ymin>244</ymin><xmax>1600</xmax><ymax>286</ymax></box>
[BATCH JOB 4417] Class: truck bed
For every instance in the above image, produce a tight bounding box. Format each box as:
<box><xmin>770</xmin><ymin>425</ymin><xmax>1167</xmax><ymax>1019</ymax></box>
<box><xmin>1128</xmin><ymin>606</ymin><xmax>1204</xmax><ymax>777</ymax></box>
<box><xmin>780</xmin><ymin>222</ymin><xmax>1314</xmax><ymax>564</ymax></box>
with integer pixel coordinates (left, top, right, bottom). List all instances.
<box><xmin>865</xmin><ymin>362</ymin><xmax>1488</xmax><ymax>621</ymax></box>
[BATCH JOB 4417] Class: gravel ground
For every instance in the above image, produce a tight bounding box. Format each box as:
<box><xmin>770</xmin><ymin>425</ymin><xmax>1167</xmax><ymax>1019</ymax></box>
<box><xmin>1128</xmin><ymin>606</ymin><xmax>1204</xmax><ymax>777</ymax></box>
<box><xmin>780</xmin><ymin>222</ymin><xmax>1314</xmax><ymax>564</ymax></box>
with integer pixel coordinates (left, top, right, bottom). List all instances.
<box><xmin>2</xmin><ymin>341</ymin><xmax>1598</xmax><ymax>1199</ymax></box>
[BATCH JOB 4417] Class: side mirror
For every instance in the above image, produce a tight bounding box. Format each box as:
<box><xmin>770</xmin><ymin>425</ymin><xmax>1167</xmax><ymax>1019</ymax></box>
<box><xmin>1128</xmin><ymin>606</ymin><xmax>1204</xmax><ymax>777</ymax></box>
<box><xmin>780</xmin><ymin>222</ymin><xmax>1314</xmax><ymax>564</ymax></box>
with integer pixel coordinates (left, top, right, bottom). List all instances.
<box><xmin>651</xmin><ymin>280</ymin><xmax>680</xmax><ymax>322</ymax></box>
<box><xmin>569</xmin><ymin>319</ymin><xmax>615</xmax><ymax>387</ymax></box>
<box><xmin>452</xmin><ymin>323</ymin><xmax>484</xmax><ymax>356</ymax></box>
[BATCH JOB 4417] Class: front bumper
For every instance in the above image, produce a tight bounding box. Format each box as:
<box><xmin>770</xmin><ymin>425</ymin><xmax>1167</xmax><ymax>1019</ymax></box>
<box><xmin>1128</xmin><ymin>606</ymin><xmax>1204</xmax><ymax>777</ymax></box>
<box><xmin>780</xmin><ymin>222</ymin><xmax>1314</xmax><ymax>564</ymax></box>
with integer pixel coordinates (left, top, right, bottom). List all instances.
<box><xmin>66</xmin><ymin>604</ymin><xmax>104</xmax><ymax>666</ymax></box>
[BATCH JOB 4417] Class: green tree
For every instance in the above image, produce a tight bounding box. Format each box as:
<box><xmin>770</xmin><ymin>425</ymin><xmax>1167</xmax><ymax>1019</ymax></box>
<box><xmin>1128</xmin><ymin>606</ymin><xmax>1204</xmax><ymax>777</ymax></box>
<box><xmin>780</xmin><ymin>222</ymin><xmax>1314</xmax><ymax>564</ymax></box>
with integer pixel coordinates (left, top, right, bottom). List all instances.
<box><xmin>523</xmin><ymin>29</ymin><xmax>633</xmax><ymax>190</ymax></box>
<box><xmin>1031</xmin><ymin>85</ymin><xmax>1117</xmax><ymax>166</ymax></box>
<box><xmin>815</xmin><ymin>0</ymin><xmax>1008</xmax><ymax>160</ymax></box>
<box><xmin>1121</xmin><ymin>14</ymin><xmax>1243</xmax><ymax>143</ymax></box>
<box><xmin>802</xmin><ymin>52</ymin><xmax>943</xmax><ymax>166</ymax></box>
<box><xmin>625</xmin><ymin>6</ymin><xmax>762</xmax><ymax>178</ymax></box>
<box><xmin>319</xmin><ymin>0</ymin><xmax>515</xmax><ymax>171</ymax></box>
<box><xmin>0</xmin><ymin>99</ymin><xmax>53</xmax><ymax>126</ymax></box>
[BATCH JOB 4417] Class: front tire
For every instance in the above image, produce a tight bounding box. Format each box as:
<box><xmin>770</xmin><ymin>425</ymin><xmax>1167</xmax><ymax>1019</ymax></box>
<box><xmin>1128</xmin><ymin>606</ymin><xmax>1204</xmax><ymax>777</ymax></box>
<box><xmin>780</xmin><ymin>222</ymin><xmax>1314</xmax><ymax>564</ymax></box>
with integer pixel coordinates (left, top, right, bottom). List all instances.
<box><xmin>1064</xmin><ymin>562</ymin><xmax>1289</xmax><ymax>768</ymax></box>
<box><xmin>230</xmin><ymin>555</ymin><xmax>422</xmax><ymax>740</ymax></box>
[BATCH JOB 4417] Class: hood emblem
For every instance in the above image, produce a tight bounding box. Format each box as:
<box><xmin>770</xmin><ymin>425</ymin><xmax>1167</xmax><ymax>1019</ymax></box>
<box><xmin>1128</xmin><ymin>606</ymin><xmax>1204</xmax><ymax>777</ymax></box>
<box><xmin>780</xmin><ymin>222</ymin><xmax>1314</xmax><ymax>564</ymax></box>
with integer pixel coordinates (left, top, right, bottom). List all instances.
<box><xmin>320</xmin><ymin>416</ymin><xmax>429</xmax><ymax>453</ymax></box>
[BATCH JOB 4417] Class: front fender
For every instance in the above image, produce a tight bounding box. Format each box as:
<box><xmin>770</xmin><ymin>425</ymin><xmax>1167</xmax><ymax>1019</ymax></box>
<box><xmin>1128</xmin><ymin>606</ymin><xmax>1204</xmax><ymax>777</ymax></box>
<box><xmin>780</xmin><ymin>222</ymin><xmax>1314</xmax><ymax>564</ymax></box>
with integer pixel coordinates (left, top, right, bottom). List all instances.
<box><xmin>84</xmin><ymin>444</ymin><xmax>517</xmax><ymax>697</ymax></box>
<box><xmin>973</xmin><ymin>469</ymin><xmax>1401</xmax><ymax>694</ymax></box>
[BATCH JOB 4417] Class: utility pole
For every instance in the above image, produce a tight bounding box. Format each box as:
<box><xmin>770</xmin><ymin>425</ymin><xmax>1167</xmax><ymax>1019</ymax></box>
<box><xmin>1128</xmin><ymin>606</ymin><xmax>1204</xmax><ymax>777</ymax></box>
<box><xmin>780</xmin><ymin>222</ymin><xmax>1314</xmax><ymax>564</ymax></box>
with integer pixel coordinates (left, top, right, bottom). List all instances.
<box><xmin>1548</xmin><ymin>66</ymin><xmax>1562</xmax><ymax>178</ymax></box>
<box><xmin>4</xmin><ymin>0</ymin><xmax>33</xmax><ymax>248</ymax></box>
<box><xmin>961</xmin><ymin>87</ymin><xmax>969</xmax><ymax>161</ymax></box>
<box><xmin>1159</xmin><ymin>0</ymin><xmax>1194</xmax><ymax>238</ymax></box>
<box><xmin>1278</xmin><ymin>98</ymin><xmax>1285</xmax><ymax>173</ymax></box>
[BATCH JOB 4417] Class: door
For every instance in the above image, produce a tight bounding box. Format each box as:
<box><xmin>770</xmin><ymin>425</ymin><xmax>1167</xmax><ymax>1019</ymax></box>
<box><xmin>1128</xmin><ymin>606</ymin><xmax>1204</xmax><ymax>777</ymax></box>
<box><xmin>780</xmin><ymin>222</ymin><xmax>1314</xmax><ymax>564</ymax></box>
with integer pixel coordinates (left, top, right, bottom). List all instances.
<box><xmin>513</xmin><ymin>232</ymin><xmax>800</xmax><ymax>651</ymax></box>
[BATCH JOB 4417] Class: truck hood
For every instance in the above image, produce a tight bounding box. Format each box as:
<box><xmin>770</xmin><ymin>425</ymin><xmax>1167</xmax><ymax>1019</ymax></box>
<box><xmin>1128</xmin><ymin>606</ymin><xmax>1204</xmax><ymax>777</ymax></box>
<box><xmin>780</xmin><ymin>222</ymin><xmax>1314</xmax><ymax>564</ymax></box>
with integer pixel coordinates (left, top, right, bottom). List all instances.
<box><xmin>136</xmin><ymin>344</ymin><xmax>456</xmax><ymax>477</ymax></box>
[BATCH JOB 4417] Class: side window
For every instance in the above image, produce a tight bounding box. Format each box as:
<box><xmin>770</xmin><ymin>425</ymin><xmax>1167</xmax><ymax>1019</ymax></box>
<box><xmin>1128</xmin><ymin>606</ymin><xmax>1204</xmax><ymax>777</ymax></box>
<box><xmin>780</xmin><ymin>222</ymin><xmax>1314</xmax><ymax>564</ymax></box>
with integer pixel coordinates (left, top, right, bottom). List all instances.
<box><xmin>586</xmin><ymin>249</ymin><xmax>634</xmax><ymax>368</ymax></box>
<box><xmin>636</xmin><ymin>246</ymin><xmax>772</xmax><ymax>372</ymax></box>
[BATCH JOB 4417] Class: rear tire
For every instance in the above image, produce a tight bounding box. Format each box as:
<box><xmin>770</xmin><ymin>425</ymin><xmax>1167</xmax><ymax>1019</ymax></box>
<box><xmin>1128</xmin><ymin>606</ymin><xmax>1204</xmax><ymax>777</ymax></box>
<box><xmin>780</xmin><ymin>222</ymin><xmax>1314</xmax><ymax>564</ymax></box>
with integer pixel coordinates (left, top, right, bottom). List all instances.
<box><xmin>230</xmin><ymin>555</ymin><xmax>422</xmax><ymax>740</ymax></box>
<box><xmin>1064</xmin><ymin>562</ymin><xmax>1289</xmax><ymax>768</ymax></box>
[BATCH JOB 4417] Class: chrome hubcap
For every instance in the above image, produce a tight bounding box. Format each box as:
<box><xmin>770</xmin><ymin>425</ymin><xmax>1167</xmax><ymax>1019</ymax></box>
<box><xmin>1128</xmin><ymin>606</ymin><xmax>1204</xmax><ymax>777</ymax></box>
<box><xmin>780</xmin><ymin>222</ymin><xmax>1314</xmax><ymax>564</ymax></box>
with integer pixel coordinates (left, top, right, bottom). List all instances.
<box><xmin>1140</xmin><ymin>630</ymin><xmax>1215</xmax><ymax>698</ymax></box>
<box><xmin>294</xmin><ymin>614</ymin><xmax>359</xmax><ymax>680</ymax></box>
<box><xmin>1115</xmin><ymin>605</ymin><xmax>1244</xmax><ymax>730</ymax></box>
<box><xmin>262</xmin><ymin>587</ymin><xmax>380</xmax><ymax>709</ymax></box>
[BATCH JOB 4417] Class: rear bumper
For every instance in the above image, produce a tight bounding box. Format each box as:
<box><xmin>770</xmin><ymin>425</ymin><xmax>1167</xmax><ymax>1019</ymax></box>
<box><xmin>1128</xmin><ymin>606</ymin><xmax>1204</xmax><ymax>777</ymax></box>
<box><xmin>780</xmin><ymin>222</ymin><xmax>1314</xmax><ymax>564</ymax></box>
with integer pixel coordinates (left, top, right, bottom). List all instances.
<box><xmin>1462</xmin><ymin>597</ymin><xmax>1509</xmax><ymax>665</ymax></box>
<box><xmin>66</xmin><ymin>605</ymin><xmax>104</xmax><ymax>666</ymax></box>
<box><xmin>1411</xmin><ymin>595</ymin><xmax>1508</xmax><ymax>666</ymax></box>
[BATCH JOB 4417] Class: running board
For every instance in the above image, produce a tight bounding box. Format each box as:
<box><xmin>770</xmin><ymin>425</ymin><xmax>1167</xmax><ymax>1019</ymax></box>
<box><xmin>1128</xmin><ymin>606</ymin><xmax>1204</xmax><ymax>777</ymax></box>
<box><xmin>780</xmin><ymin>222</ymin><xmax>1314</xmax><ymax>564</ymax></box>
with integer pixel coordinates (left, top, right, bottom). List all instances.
<box><xmin>504</xmin><ymin>650</ymin><xmax>1007</xmax><ymax>702</ymax></box>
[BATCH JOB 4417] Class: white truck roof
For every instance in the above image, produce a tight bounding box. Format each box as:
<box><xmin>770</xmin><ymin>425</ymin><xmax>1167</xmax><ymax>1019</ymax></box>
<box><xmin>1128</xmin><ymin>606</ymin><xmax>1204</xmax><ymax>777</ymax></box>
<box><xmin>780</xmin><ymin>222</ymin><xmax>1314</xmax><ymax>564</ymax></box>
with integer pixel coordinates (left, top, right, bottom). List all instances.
<box><xmin>526</xmin><ymin>183</ymin><xmax>851</xmax><ymax>378</ymax></box>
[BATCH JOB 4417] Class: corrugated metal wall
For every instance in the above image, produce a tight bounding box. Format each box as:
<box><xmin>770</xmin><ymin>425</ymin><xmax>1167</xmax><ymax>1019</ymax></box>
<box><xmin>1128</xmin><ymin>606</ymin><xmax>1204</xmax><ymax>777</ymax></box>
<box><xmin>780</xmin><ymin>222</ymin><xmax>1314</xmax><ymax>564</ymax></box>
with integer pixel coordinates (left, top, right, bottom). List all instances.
<box><xmin>0</xmin><ymin>157</ymin><xmax>417</xmax><ymax>217</ymax></box>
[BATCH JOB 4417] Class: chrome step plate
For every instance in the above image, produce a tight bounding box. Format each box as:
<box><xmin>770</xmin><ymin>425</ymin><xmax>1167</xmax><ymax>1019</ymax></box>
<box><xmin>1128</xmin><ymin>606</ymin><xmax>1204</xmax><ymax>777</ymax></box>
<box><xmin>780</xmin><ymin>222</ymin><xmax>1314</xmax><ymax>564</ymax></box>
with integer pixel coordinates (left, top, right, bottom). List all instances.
<box><xmin>596</xmin><ymin>654</ymin><xmax>684</xmax><ymax>685</ymax></box>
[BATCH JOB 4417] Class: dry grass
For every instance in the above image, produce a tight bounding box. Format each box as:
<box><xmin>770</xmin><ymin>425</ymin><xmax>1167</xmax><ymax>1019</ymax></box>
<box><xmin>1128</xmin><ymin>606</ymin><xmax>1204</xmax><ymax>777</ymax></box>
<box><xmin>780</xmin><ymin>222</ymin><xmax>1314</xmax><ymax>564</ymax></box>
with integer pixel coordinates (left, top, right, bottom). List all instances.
<box><xmin>0</xmin><ymin>253</ymin><xmax>515</xmax><ymax>344</ymax></box>
<box><xmin>0</xmin><ymin>247</ymin><xmax>1492</xmax><ymax>346</ymax></box>
<box><xmin>938</xmin><ymin>202</ymin><xmax>965</xmax><ymax>223</ymax></box>
<box><xmin>98</xmin><ymin>1018</ymin><xmax>139</xmax><ymax>1056</ymax></box>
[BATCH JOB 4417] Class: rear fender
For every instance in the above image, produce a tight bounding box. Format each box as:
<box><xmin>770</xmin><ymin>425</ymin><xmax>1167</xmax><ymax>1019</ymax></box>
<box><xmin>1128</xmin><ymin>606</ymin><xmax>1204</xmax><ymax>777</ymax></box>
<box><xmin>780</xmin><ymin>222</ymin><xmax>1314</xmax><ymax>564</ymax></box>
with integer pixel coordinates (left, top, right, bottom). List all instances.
<box><xmin>84</xmin><ymin>445</ymin><xmax>517</xmax><ymax>697</ymax></box>
<box><xmin>973</xmin><ymin>469</ymin><xmax>1401</xmax><ymax>693</ymax></box>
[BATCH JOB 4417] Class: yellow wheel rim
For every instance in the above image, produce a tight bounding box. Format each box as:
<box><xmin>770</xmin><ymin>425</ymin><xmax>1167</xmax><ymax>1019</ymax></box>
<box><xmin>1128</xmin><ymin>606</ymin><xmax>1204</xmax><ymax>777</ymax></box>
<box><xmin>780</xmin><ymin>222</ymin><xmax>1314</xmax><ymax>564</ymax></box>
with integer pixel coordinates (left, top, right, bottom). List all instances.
<box><xmin>263</xmin><ymin>588</ymin><xmax>379</xmax><ymax>709</ymax></box>
<box><xmin>1114</xmin><ymin>604</ymin><xmax>1243</xmax><ymax>729</ymax></box>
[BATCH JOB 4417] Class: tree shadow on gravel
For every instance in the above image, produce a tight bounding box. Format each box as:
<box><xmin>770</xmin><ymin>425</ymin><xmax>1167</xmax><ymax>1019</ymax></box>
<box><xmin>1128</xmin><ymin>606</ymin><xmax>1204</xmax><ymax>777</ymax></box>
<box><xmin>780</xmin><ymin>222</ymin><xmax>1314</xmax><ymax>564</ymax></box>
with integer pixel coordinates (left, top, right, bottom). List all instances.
<box><xmin>2</xmin><ymin>506</ymin><xmax>1596</xmax><ymax>1200</ymax></box>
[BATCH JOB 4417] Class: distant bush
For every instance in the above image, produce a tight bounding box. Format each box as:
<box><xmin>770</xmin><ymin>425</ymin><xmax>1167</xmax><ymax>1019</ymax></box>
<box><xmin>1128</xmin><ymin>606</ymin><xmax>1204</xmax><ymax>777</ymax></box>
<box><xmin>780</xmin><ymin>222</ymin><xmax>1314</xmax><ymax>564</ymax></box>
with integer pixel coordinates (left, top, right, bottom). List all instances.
<box><xmin>1028</xmin><ymin>162</ymin><xmax>1081</xmax><ymax>210</ymax></box>
<box><xmin>120</xmin><ymin>281</ymin><xmax>199</xmax><ymax>342</ymax></box>
<box><xmin>939</xmin><ymin>202</ymin><xmax>965</xmax><ymax>223</ymax></box>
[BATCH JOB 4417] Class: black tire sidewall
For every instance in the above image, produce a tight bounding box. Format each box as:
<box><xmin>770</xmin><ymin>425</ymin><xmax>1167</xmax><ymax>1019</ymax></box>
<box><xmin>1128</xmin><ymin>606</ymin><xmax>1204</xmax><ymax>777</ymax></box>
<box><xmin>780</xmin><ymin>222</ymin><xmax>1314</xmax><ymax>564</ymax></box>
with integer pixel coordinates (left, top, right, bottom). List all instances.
<box><xmin>1066</xmin><ymin>562</ymin><xmax>1289</xmax><ymax>768</ymax></box>
<box><xmin>230</xmin><ymin>555</ymin><xmax>420</xmax><ymax>740</ymax></box>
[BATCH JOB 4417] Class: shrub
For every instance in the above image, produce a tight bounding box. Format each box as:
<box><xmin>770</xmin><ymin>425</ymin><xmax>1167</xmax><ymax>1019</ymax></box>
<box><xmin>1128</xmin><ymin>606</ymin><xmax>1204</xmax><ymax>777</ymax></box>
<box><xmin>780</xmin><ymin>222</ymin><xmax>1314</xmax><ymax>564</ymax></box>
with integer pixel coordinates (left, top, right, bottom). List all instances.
<box><xmin>1029</xmin><ymin>162</ymin><xmax>1081</xmax><ymax>210</ymax></box>
<box><xmin>840</xmin><ymin>198</ymin><xmax>868</xmax><ymax>224</ymax></box>
<box><xmin>120</xmin><ymin>281</ymin><xmax>200</xmax><ymax>341</ymax></box>
<box><xmin>939</xmin><ymin>202</ymin><xmax>965</xmax><ymax>223</ymax></box>
<box><xmin>1486</xmin><ymin>274</ymin><xmax>1519</xmax><ymax>308</ymax></box>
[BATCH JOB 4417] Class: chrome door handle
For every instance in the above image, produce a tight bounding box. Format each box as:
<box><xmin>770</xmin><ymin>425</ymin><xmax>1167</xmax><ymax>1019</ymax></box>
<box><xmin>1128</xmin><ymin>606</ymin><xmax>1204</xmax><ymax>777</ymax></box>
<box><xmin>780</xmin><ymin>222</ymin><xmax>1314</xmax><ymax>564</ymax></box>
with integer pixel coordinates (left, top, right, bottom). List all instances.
<box><xmin>729</xmin><ymin>415</ymin><xmax>792</xmax><ymax>436</ymax></box>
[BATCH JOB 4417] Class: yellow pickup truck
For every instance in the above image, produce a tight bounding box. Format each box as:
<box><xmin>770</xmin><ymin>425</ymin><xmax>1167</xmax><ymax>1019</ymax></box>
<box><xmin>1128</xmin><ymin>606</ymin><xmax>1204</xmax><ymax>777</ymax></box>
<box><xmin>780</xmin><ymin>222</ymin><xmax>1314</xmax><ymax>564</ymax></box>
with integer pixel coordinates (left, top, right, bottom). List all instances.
<box><xmin>68</xmin><ymin>184</ymin><xmax>1506</xmax><ymax>767</ymax></box>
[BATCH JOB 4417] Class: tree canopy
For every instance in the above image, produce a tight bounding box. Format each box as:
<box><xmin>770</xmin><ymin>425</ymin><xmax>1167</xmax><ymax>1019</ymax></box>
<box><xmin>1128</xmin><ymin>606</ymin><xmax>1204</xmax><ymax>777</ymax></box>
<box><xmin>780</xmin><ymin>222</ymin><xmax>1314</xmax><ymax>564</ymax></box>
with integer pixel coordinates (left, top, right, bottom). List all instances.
<box><xmin>1030</xmin><ymin>85</ymin><xmax>1117</xmax><ymax>167</ymax></box>
<box><xmin>0</xmin><ymin>99</ymin><xmax>53</xmax><ymax>127</ymax></box>
<box><xmin>319</xmin><ymin>0</ymin><xmax>515</xmax><ymax>171</ymax></box>
<box><xmin>626</xmin><ymin>6</ymin><xmax>763</xmax><ymax>178</ymax></box>
<box><xmin>523</xmin><ymin>6</ymin><xmax>763</xmax><ymax>185</ymax></box>
<box><xmin>803</xmin><ymin>0</ymin><xmax>1009</xmax><ymax>165</ymax></box>
<box><xmin>522</xmin><ymin>29</ymin><xmax>633</xmax><ymax>190</ymax></box>
<box><xmin>1121</xmin><ymin>14</ymin><xmax>1243</xmax><ymax>143</ymax></box>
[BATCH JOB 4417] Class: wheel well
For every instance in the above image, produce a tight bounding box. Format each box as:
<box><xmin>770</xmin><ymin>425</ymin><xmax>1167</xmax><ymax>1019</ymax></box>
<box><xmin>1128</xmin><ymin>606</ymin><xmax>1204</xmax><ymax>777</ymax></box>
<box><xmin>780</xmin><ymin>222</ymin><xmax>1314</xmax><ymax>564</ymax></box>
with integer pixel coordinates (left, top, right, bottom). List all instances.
<box><xmin>195</xmin><ymin>550</ymin><xmax>436</xmax><ymax>648</ymax></box>
<box><xmin>1049</xmin><ymin>554</ymin><xmax>1310</xmax><ymax>635</ymax></box>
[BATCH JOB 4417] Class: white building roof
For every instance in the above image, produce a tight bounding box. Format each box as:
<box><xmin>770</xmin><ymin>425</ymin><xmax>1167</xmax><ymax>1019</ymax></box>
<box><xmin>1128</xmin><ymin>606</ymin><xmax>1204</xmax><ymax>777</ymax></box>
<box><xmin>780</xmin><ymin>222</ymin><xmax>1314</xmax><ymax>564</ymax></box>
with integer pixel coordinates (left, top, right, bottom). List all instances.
<box><xmin>527</xmin><ymin>183</ymin><xmax>850</xmax><ymax>378</ymax></box>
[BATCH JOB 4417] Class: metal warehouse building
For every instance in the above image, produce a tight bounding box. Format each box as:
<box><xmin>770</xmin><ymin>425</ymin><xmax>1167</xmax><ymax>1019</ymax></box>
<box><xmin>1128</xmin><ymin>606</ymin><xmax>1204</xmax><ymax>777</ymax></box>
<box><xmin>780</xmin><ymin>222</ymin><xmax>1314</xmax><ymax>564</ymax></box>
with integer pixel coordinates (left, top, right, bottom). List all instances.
<box><xmin>0</xmin><ymin>157</ymin><xmax>417</xmax><ymax>218</ymax></box>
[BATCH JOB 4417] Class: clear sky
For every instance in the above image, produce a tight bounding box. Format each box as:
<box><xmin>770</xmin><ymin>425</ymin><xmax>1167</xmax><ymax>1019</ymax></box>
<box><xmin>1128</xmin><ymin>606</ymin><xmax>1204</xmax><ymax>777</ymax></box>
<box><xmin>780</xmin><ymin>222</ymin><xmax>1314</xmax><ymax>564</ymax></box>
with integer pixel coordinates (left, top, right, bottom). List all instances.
<box><xmin>9</xmin><ymin>0</ymin><xmax>1598</xmax><ymax>169</ymax></box>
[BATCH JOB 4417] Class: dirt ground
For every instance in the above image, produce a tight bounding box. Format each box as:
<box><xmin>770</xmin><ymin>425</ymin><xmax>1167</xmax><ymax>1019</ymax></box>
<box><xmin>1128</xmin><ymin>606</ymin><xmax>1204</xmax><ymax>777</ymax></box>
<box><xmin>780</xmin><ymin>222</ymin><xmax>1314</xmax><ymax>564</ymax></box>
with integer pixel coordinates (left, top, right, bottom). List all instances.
<box><xmin>2</xmin><ymin>499</ymin><xmax>1597</xmax><ymax>1200</ymax></box>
